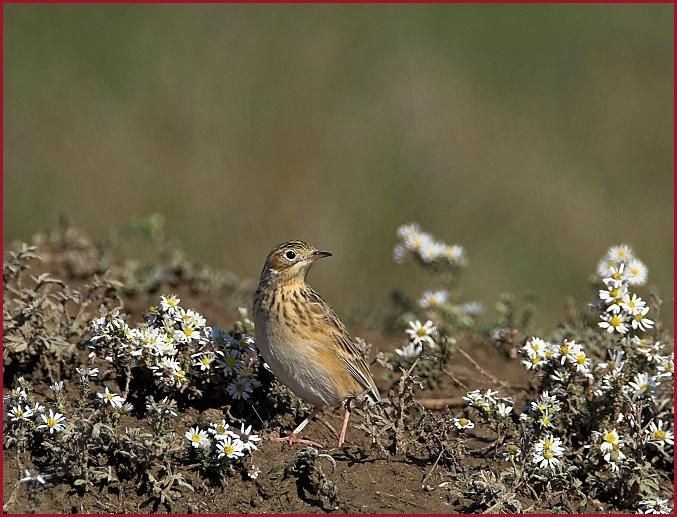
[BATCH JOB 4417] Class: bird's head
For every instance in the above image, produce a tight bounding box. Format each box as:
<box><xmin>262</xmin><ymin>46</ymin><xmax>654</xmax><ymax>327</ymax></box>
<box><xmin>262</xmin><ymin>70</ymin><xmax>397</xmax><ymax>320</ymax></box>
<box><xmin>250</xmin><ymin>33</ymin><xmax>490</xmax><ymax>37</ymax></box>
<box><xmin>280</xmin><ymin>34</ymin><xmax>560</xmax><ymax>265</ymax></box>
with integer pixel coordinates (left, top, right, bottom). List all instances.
<box><xmin>259</xmin><ymin>240</ymin><xmax>332</xmax><ymax>285</ymax></box>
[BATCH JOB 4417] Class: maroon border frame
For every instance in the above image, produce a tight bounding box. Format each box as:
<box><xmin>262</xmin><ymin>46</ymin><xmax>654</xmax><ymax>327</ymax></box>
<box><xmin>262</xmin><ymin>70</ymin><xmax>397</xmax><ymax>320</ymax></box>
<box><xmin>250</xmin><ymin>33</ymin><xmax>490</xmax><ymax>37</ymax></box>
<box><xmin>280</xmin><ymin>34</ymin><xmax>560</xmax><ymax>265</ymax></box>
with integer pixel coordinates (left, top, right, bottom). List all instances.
<box><xmin>0</xmin><ymin>2</ymin><xmax>674</xmax><ymax>516</ymax></box>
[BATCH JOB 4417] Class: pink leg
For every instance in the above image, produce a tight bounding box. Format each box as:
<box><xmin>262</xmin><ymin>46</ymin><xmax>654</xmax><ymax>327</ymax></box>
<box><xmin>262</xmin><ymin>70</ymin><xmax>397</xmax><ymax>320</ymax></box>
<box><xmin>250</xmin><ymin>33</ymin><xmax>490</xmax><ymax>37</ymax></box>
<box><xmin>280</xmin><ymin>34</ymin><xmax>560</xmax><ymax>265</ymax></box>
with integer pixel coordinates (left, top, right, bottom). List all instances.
<box><xmin>271</xmin><ymin>410</ymin><xmax>324</xmax><ymax>448</ymax></box>
<box><xmin>336</xmin><ymin>408</ymin><xmax>351</xmax><ymax>449</ymax></box>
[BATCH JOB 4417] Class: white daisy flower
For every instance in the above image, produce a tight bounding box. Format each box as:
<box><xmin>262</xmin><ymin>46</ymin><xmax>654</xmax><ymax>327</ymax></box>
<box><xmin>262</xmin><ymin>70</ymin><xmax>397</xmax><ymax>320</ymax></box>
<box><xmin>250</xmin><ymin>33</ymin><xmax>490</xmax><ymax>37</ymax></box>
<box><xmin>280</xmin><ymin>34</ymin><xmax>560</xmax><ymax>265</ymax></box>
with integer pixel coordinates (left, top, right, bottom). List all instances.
<box><xmin>37</xmin><ymin>410</ymin><xmax>66</xmax><ymax>434</ymax></box>
<box><xmin>559</xmin><ymin>340</ymin><xmax>583</xmax><ymax>365</ymax></box>
<box><xmin>403</xmin><ymin>230</ymin><xmax>434</xmax><ymax>254</ymax></box>
<box><xmin>441</xmin><ymin>244</ymin><xmax>465</xmax><ymax>264</ymax></box>
<box><xmin>216</xmin><ymin>436</ymin><xmax>245</xmax><ymax>459</ymax></box>
<box><xmin>606</xmin><ymin>244</ymin><xmax>634</xmax><ymax>263</ymax></box>
<box><xmin>619</xmin><ymin>293</ymin><xmax>646</xmax><ymax>315</ymax></box>
<box><xmin>599</xmin><ymin>284</ymin><xmax>627</xmax><ymax>304</ymax></box>
<box><xmin>656</xmin><ymin>353</ymin><xmax>673</xmax><ymax>378</ymax></box>
<box><xmin>628</xmin><ymin>372</ymin><xmax>659</xmax><ymax>397</ymax></box>
<box><xmin>76</xmin><ymin>367</ymin><xmax>99</xmax><ymax>380</ymax></box>
<box><xmin>218</xmin><ymin>349</ymin><xmax>243</xmax><ymax>375</ymax></box>
<box><xmin>209</xmin><ymin>419</ymin><xmax>237</xmax><ymax>441</ymax></box>
<box><xmin>405</xmin><ymin>320</ymin><xmax>436</xmax><ymax>347</ymax></box>
<box><xmin>97</xmin><ymin>387</ymin><xmax>126</xmax><ymax>408</ymax></box>
<box><xmin>496</xmin><ymin>402</ymin><xmax>513</xmax><ymax>417</ymax></box>
<box><xmin>599</xmin><ymin>428</ymin><xmax>621</xmax><ymax>453</ymax></box>
<box><xmin>522</xmin><ymin>354</ymin><xmax>544</xmax><ymax>370</ymax></box>
<box><xmin>247</xmin><ymin>464</ymin><xmax>262</xmax><ymax>480</ymax></box>
<box><xmin>174</xmin><ymin>324</ymin><xmax>199</xmax><ymax>343</ymax></box>
<box><xmin>396</xmin><ymin>223</ymin><xmax>421</xmax><ymax>241</ymax></box>
<box><xmin>532</xmin><ymin>434</ymin><xmax>564</xmax><ymax>470</ymax></box>
<box><xmin>418</xmin><ymin>290</ymin><xmax>449</xmax><ymax>310</ymax></box>
<box><xmin>8</xmin><ymin>405</ymin><xmax>34</xmax><ymax>422</ymax></box>
<box><xmin>638</xmin><ymin>342</ymin><xmax>664</xmax><ymax>362</ymax></box>
<box><xmin>160</xmin><ymin>294</ymin><xmax>181</xmax><ymax>315</ymax></box>
<box><xmin>236</xmin><ymin>423</ymin><xmax>261</xmax><ymax>452</ymax></box>
<box><xmin>419</xmin><ymin>240</ymin><xmax>444</xmax><ymax>262</ymax></box>
<box><xmin>646</xmin><ymin>420</ymin><xmax>674</xmax><ymax>448</ymax></box>
<box><xmin>227</xmin><ymin>378</ymin><xmax>254</xmax><ymax>400</ymax></box>
<box><xmin>523</xmin><ymin>337</ymin><xmax>548</xmax><ymax>358</ymax></box>
<box><xmin>453</xmin><ymin>417</ymin><xmax>475</xmax><ymax>430</ymax></box>
<box><xmin>573</xmin><ymin>351</ymin><xmax>591</xmax><ymax>373</ymax></box>
<box><xmin>626</xmin><ymin>258</ymin><xmax>648</xmax><ymax>286</ymax></box>
<box><xmin>630</xmin><ymin>307</ymin><xmax>654</xmax><ymax>331</ymax></box>
<box><xmin>185</xmin><ymin>426</ymin><xmax>211</xmax><ymax>449</ymax></box>
<box><xmin>462</xmin><ymin>389</ymin><xmax>483</xmax><ymax>406</ymax></box>
<box><xmin>193</xmin><ymin>353</ymin><xmax>215</xmax><ymax>371</ymax></box>
<box><xmin>596</xmin><ymin>257</ymin><xmax>615</xmax><ymax>278</ymax></box>
<box><xmin>49</xmin><ymin>381</ymin><xmax>64</xmax><ymax>392</ymax></box>
<box><xmin>394</xmin><ymin>342</ymin><xmax>422</xmax><ymax>359</ymax></box>
<box><xmin>598</xmin><ymin>313</ymin><xmax>629</xmax><ymax>334</ymax></box>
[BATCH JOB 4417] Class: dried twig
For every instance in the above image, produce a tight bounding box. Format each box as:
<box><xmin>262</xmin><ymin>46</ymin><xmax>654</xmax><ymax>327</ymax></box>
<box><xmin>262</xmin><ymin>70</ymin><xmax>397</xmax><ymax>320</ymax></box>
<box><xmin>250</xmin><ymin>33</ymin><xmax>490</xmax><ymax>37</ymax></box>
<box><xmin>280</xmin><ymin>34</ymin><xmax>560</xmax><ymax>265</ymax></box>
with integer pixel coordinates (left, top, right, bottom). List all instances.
<box><xmin>417</xmin><ymin>397</ymin><xmax>465</xmax><ymax>410</ymax></box>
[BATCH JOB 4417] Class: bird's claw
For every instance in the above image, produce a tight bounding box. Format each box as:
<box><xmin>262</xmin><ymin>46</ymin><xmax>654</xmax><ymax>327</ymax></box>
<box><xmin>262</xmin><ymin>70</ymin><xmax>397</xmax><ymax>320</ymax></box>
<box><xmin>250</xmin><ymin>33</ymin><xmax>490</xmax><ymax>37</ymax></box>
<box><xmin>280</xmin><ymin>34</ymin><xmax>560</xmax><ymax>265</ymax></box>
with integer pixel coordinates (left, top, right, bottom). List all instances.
<box><xmin>271</xmin><ymin>433</ymin><xmax>324</xmax><ymax>448</ymax></box>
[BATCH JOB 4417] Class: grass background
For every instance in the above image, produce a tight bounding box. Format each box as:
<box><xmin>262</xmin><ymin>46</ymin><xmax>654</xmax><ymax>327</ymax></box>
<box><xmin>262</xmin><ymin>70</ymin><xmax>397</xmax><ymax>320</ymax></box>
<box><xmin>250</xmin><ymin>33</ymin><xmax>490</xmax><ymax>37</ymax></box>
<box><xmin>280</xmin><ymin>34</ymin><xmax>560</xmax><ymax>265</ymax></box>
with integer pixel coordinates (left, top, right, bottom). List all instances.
<box><xmin>4</xmin><ymin>4</ymin><xmax>674</xmax><ymax>331</ymax></box>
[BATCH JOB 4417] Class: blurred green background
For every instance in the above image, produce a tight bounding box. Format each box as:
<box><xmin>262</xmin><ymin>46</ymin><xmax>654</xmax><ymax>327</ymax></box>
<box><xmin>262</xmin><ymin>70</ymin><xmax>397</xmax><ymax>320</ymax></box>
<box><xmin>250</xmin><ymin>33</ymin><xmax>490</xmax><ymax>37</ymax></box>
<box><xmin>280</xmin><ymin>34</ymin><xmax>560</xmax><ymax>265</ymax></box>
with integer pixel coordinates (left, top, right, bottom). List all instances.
<box><xmin>4</xmin><ymin>4</ymin><xmax>674</xmax><ymax>331</ymax></box>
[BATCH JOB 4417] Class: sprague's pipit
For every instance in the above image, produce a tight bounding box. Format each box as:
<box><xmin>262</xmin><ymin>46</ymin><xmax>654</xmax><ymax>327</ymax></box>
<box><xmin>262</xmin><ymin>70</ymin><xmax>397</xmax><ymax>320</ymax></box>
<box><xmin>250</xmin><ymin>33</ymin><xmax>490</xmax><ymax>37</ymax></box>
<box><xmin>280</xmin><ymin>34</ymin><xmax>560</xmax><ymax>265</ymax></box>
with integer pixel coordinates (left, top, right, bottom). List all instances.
<box><xmin>253</xmin><ymin>241</ymin><xmax>380</xmax><ymax>448</ymax></box>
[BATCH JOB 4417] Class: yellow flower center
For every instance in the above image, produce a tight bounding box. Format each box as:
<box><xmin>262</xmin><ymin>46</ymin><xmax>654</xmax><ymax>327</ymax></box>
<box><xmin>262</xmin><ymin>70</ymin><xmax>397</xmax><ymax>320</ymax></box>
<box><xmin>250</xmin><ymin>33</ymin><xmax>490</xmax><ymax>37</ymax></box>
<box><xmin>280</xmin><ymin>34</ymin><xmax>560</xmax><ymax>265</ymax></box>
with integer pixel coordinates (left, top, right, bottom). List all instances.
<box><xmin>576</xmin><ymin>353</ymin><xmax>587</xmax><ymax>365</ymax></box>
<box><xmin>416</xmin><ymin>328</ymin><xmax>427</xmax><ymax>337</ymax></box>
<box><xmin>561</xmin><ymin>344</ymin><xmax>570</xmax><ymax>354</ymax></box>
<box><xmin>603</xmin><ymin>432</ymin><xmax>617</xmax><ymax>443</ymax></box>
<box><xmin>224</xmin><ymin>444</ymin><xmax>235</xmax><ymax>455</ymax></box>
<box><xmin>200</xmin><ymin>357</ymin><xmax>212</xmax><ymax>366</ymax></box>
<box><xmin>458</xmin><ymin>418</ymin><xmax>469</xmax><ymax>426</ymax></box>
<box><xmin>47</xmin><ymin>417</ymin><xmax>56</xmax><ymax>427</ymax></box>
<box><xmin>610</xmin><ymin>315</ymin><xmax>623</xmax><ymax>327</ymax></box>
<box><xmin>543</xmin><ymin>439</ymin><xmax>554</xmax><ymax>449</ymax></box>
<box><xmin>216</xmin><ymin>425</ymin><xmax>226</xmax><ymax>434</ymax></box>
<box><xmin>543</xmin><ymin>450</ymin><xmax>554</xmax><ymax>460</ymax></box>
<box><xmin>191</xmin><ymin>434</ymin><xmax>201</xmax><ymax>443</ymax></box>
<box><xmin>183</xmin><ymin>326</ymin><xmax>195</xmax><ymax>337</ymax></box>
<box><xmin>655</xmin><ymin>430</ymin><xmax>666</xmax><ymax>440</ymax></box>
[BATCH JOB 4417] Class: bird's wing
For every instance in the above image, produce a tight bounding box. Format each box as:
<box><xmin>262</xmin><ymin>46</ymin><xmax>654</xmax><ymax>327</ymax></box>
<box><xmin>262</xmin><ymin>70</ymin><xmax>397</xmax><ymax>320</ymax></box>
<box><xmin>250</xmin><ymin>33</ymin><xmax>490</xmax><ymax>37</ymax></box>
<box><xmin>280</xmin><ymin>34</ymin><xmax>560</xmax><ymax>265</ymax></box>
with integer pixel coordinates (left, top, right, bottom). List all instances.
<box><xmin>304</xmin><ymin>288</ymin><xmax>381</xmax><ymax>403</ymax></box>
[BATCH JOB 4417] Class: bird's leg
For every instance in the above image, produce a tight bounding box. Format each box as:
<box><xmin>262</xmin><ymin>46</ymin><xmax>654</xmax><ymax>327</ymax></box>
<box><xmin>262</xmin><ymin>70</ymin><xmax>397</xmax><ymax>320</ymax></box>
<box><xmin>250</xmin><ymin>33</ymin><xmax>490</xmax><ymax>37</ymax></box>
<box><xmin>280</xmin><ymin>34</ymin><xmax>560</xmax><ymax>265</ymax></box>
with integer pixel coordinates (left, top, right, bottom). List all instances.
<box><xmin>271</xmin><ymin>409</ymin><xmax>323</xmax><ymax>448</ymax></box>
<box><xmin>336</xmin><ymin>405</ymin><xmax>351</xmax><ymax>449</ymax></box>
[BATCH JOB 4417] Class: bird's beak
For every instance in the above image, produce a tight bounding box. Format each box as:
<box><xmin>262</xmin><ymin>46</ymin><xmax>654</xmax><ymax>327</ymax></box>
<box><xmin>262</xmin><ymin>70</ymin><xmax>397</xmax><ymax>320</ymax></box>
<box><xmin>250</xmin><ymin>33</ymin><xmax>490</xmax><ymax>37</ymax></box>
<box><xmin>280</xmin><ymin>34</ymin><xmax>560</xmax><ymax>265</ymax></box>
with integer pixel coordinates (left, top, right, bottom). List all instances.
<box><xmin>311</xmin><ymin>250</ymin><xmax>332</xmax><ymax>260</ymax></box>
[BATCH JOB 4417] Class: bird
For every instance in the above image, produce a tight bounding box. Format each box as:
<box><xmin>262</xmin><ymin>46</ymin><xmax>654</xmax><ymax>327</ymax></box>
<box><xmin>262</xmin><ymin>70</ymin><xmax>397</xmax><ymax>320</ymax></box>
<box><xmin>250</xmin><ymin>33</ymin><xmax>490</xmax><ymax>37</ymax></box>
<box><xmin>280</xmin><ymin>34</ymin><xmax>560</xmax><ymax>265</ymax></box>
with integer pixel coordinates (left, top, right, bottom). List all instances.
<box><xmin>253</xmin><ymin>240</ymin><xmax>380</xmax><ymax>448</ymax></box>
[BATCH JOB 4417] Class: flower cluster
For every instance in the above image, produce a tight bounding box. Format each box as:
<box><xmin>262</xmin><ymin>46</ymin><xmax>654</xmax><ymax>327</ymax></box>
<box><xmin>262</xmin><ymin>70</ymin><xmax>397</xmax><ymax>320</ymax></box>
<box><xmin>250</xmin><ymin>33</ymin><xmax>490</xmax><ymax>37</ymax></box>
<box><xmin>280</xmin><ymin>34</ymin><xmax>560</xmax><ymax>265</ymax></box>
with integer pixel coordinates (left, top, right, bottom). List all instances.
<box><xmin>463</xmin><ymin>388</ymin><xmax>513</xmax><ymax>418</ymax></box>
<box><xmin>4</xmin><ymin>377</ymin><xmax>67</xmax><ymax>436</ymax></box>
<box><xmin>89</xmin><ymin>296</ymin><xmax>260</xmax><ymax>399</ymax></box>
<box><xmin>185</xmin><ymin>420</ymin><xmax>260</xmax><ymax>467</ymax></box>
<box><xmin>520</xmin><ymin>337</ymin><xmax>592</xmax><ymax>376</ymax></box>
<box><xmin>394</xmin><ymin>320</ymin><xmax>438</xmax><ymax>359</ymax></box>
<box><xmin>637</xmin><ymin>498</ymin><xmax>673</xmax><ymax>514</ymax></box>
<box><xmin>393</xmin><ymin>223</ymin><xmax>466</xmax><ymax>267</ymax></box>
<box><xmin>596</xmin><ymin>245</ymin><xmax>653</xmax><ymax>335</ymax></box>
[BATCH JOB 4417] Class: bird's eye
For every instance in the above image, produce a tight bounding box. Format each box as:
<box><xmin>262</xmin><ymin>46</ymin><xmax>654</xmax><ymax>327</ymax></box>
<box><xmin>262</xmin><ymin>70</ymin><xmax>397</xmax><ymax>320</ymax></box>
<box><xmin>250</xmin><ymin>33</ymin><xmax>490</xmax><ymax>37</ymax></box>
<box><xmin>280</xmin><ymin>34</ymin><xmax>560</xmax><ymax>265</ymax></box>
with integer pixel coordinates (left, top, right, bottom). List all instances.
<box><xmin>284</xmin><ymin>250</ymin><xmax>297</xmax><ymax>261</ymax></box>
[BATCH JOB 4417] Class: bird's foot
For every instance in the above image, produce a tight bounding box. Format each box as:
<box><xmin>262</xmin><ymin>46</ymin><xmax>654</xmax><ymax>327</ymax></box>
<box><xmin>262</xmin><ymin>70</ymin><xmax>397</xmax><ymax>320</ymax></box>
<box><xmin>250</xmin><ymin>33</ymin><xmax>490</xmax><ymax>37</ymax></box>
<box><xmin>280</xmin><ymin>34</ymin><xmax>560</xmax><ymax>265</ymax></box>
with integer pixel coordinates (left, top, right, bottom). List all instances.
<box><xmin>271</xmin><ymin>433</ymin><xmax>323</xmax><ymax>448</ymax></box>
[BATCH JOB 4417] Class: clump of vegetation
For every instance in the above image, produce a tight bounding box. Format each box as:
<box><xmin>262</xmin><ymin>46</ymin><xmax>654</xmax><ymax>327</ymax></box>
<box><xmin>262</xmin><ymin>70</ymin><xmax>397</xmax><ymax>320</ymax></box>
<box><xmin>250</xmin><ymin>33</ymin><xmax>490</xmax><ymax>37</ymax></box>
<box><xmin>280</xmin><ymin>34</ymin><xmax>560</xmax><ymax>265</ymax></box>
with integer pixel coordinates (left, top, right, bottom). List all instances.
<box><xmin>3</xmin><ymin>220</ymin><xmax>673</xmax><ymax>513</ymax></box>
